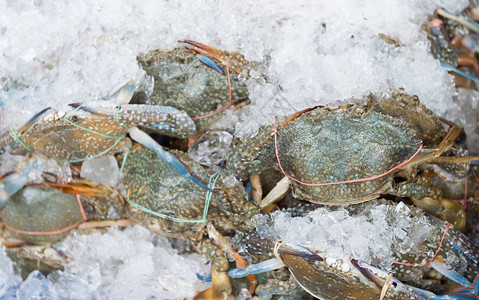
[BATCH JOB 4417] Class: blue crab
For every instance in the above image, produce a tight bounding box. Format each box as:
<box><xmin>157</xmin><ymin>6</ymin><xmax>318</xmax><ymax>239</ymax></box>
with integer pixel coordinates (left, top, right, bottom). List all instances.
<box><xmin>136</xmin><ymin>40</ymin><xmax>257</xmax><ymax>133</ymax></box>
<box><xmin>221</xmin><ymin>199</ymin><xmax>479</xmax><ymax>299</ymax></box>
<box><xmin>227</xmin><ymin>91</ymin><xmax>479</xmax><ymax>226</ymax></box>
<box><xmin>0</xmin><ymin>81</ymin><xmax>213</xmax><ymax>193</ymax></box>
<box><xmin>0</xmin><ymin>167</ymin><xmax>128</xmax><ymax>277</ymax></box>
<box><xmin>119</xmin><ymin>144</ymin><xmax>260</xmax><ymax>296</ymax></box>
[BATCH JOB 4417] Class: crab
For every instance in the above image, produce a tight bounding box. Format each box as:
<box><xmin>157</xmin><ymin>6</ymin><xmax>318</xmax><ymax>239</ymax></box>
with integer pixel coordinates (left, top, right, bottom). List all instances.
<box><xmin>119</xmin><ymin>143</ymin><xmax>260</xmax><ymax>296</ymax></box>
<box><xmin>0</xmin><ymin>81</ymin><xmax>214</xmax><ymax>192</ymax></box>
<box><xmin>425</xmin><ymin>8</ymin><xmax>479</xmax><ymax>88</ymax></box>
<box><xmin>221</xmin><ymin>199</ymin><xmax>479</xmax><ymax>299</ymax></box>
<box><xmin>225</xmin><ymin>91</ymin><xmax>479</xmax><ymax>224</ymax></box>
<box><xmin>0</xmin><ymin>171</ymin><xmax>129</xmax><ymax>277</ymax></box>
<box><xmin>136</xmin><ymin>40</ymin><xmax>258</xmax><ymax>133</ymax></box>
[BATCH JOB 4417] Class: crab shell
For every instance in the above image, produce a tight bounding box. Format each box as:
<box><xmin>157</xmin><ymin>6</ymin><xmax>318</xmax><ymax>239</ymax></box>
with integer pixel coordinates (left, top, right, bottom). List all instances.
<box><xmin>0</xmin><ymin>185</ymin><xmax>85</xmax><ymax>244</ymax></box>
<box><xmin>121</xmin><ymin>145</ymin><xmax>258</xmax><ymax>240</ymax></box>
<box><xmin>0</xmin><ymin>104</ymin><xmax>195</xmax><ymax>162</ymax></box>
<box><xmin>136</xmin><ymin>46</ymin><xmax>250</xmax><ymax>132</ymax></box>
<box><xmin>228</xmin><ymin>92</ymin><xmax>448</xmax><ymax>205</ymax></box>
<box><xmin>0</xmin><ymin>181</ymin><xmax>125</xmax><ymax>244</ymax></box>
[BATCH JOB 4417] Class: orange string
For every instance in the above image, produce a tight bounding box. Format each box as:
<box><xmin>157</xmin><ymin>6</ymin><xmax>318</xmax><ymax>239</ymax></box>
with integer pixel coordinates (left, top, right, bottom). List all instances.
<box><xmin>273</xmin><ymin>120</ymin><xmax>423</xmax><ymax>186</ymax></box>
<box><xmin>191</xmin><ymin>59</ymin><xmax>232</xmax><ymax>120</ymax></box>
<box><xmin>393</xmin><ymin>223</ymin><xmax>450</xmax><ymax>267</ymax></box>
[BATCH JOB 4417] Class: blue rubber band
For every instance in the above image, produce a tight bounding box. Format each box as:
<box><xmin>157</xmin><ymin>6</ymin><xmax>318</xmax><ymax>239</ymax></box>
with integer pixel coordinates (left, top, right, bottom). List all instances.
<box><xmin>9</xmin><ymin>124</ymin><xmax>33</xmax><ymax>152</ymax></box>
<box><xmin>127</xmin><ymin>173</ymin><xmax>220</xmax><ymax>223</ymax></box>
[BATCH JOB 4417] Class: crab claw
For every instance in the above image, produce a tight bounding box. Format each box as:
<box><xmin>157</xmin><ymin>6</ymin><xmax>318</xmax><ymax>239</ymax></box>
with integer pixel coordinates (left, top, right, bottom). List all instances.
<box><xmin>179</xmin><ymin>40</ymin><xmax>249</xmax><ymax>75</ymax></box>
<box><xmin>0</xmin><ymin>171</ymin><xmax>29</xmax><ymax>210</ymax></box>
<box><xmin>197</xmin><ymin>54</ymin><xmax>224</xmax><ymax>75</ymax></box>
<box><xmin>128</xmin><ymin>127</ymin><xmax>212</xmax><ymax>192</ymax></box>
<box><xmin>179</xmin><ymin>40</ymin><xmax>225</xmax><ymax>61</ymax></box>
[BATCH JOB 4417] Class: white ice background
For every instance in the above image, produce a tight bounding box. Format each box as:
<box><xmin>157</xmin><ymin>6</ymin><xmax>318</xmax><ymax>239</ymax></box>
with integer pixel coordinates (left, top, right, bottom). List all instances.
<box><xmin>0</xmin><ymin>0</ymin><xmax>476</xmax><ymax>298</ymax></box>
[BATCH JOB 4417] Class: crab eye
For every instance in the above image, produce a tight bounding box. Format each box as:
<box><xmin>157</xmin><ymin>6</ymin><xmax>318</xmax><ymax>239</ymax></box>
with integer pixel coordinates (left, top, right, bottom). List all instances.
<box><xmin>70</xmin><ymin>115</ymin><xmax>79</xmax><ymax>123</ymax></box>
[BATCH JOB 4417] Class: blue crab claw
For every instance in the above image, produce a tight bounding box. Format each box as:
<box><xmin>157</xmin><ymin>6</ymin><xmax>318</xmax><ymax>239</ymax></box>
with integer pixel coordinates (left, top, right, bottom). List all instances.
<box><xmin>0</xmin><ymin>171</ymin><xmax>29</xmax><ymax>210</ymax></box>
<box><xmin>197</xmin><ymin>54</ymin><xmax>224</xmax><ymax>75</ymax></box>
<box><xmin>198</xmin><ymin>258</ymin><xmax>285</xmax><ymax>282</ymax></box>
<box><xmin>68</xmin><ymin>103</ymin><xmax>196</xmax><ymax>138</ymax></box>
<box><xmin>128</xmin><ymin>127</ymin><xmax>212</xmax><ymax>192</ymax></box>
<box><xmin>440</xmin><ymin>61</ymin><xmax>479</xmax><ymax>83</ymax></box>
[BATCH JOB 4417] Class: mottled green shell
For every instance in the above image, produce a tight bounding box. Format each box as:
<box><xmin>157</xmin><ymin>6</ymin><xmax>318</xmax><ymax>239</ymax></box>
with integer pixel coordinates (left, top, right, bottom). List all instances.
<box><xmin>121</xmin><ymin>145</ymin><xmax>224</xmax><ymax>237</ymax></box>
<box><xmin>228</xmin><ymin>103</ymin><xmax>422</xmax><ymax>204</ymax></box>
<box><xmin>137</xmin><ymin>47</ymin><xmax>249</xmax><ymax>132</ymax></box>
<box><xmin>0</xmin><ymin>186</ymin><xmax>84</xmax><ymax>244</ymax></box>
<box><xmin>277</xmin><ymin>107</ymin><xmax>421</xmax><ymax>204</ymax></box>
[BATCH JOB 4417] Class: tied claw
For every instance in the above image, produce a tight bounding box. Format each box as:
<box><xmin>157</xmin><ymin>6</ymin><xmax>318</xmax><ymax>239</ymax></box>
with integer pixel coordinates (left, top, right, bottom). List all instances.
<box><xmin>168</xmin><ymin>157</ymin><xmax>213</xmax><ymax>192</ymax></box>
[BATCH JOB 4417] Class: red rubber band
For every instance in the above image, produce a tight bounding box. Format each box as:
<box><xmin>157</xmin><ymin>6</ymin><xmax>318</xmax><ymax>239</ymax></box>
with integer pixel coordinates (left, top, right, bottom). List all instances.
<box><xmin>192</xmin><ymin>59</ymin><xmax>232</xmax><ymax>120</ymax></box>
<box><xmin>2</xmin><ymin>220</ymin><xmax>81</xmax><ymax>236</ymax></box>
<box><xmin>393</xmin><ymin>223</ymin><xmax>450</xmax><ymax>267</ymax></box>
<box><xmin>76</xmin><ymin>194</ymin><xmax>88</xmax><ymax>221</ymax></box>
<box><xmin>273</xmin><ymin>120</ymin><xmax>423</xmax><ymax>186</ymax></box>
<box><xmin>447</xmin><ymin>273</ymin><xmax>479</xmax><ymax>295</ymax></box>
<box><xmin>2</xmin><ymin>194</ymin><xmax>88</xmax><ymax>236</ymax></box>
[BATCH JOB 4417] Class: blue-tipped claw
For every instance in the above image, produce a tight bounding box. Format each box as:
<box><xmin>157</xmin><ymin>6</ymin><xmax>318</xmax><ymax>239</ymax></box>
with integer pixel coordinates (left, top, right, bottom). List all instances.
<box><xmin>128</xmin><ymin>127</ymin><xmax>213</xmax><ymax>192</ymax></box>
<box><xmin>197</xmin><ymin>258</ymin><xmax>285</xmax><ymax>282</ymax></box>
<box><xmin>198</xmin><ymin>54</ymin><xmax>224</xmax><ymax>75</ymax></box>
<box><xmin>116</xmin><ymin>81</ymin><xmax>136</xmax><ymax>104</ymax></box>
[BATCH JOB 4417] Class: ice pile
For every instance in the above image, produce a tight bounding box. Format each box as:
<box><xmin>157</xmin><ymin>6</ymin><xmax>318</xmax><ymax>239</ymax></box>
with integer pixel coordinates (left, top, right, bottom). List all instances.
<box><xmin>0</xmin><ymin>0</ymin><xmax>475</xmax><ymax>298</ymax></box>
<box><xmin>0</xmin><ymin>0</ymin><xmax>469</xmax><ymax>137</ymax></box>
<box><xmin>444</xmin><ymin>88</ymin><xmax>479</xmax><ymax>155</ymax></box>
<box><xmin>0</xmin><ymin>248</ymin><xmax>22</xmax><ymax>299</ymax></box>
<box><xmin>1</xmin><ymin>225</ymin><xmax>210</xmax><ymax>299</ymax></box>
<box><xmin>256</xmin><ymin>202</ymin><xmax>433</xmax><ymax>268</ymax></box>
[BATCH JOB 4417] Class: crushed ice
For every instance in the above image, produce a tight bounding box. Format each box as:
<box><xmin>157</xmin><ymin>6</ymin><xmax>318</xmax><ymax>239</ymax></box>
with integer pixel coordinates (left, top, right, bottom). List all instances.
<box><xmin>0</xmin><ymin>0</ymin><xmax>469</xmax><ymax>137</ymax></box>
<box><xmin>256</xmin><ymin>202</ymin><xmax>433</xmax><ymax>268</ymax></box>
<box><xmin>0</xmin><ymin>0</ymin><xmax>474</xmax><ymax>298</ymax></box>
<box><xmin>2</xmin><ymin>225</ymin><xmax>209</xmax><ymax>299</ymax></box>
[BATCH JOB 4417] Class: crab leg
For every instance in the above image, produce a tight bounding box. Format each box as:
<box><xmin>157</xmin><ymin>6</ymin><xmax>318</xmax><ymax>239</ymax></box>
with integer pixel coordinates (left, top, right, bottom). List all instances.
<box><xmin>207</xmin><ymin>224</ymin><xmax>257</xmax><ymax>294</ymax></box>
<box><xmin>194</xmin><ymin>265</ymin><xmax>232</xmax><ymax>300</ymax></box>
<box><xmin>179</xmin><ymin>40</ymin><xmax>249</xmax><ymax>75</ymax></box>
<box><xmin>128</xmin><ymin>127</ymin><xmax>212</xmax><ymax>192</ymax></box>
<box><xmin>403</xmin><ymin>121</ymin><xmax>464</xmax><ymax>168</ymax></box>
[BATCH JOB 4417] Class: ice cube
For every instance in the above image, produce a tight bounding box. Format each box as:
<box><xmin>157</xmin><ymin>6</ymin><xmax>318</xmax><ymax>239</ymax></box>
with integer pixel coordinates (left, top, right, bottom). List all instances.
<box><xmin>80</xmin><ymin>156</ymin><xmax>120</xmax><ymax>187</ymax></box>
<box><xmin>16</xmin><ymin>270</ymin><xmax>59</xmax><ymax>300</ymax></box>
<box><xmin>188</xmin><ymin>131</ymin><xmax>233</xmax><ymax>166</ymax></box>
